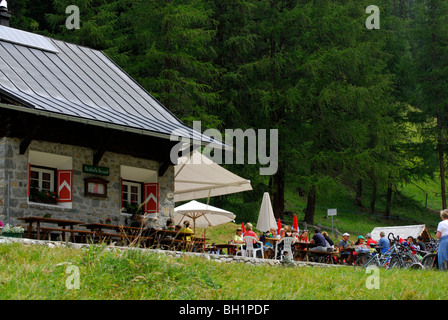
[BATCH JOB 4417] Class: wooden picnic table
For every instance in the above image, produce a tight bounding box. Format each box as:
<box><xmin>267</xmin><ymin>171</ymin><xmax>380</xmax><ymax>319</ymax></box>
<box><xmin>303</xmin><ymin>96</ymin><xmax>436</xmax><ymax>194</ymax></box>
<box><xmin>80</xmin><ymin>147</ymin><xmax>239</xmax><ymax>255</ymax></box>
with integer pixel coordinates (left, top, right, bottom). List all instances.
<box><xmin>264</xmin><ymin>238</ymin><xmax>280</xmax><ymax>245</ymax></box>
<box><xmin>336</xmin><ymin>245</ymin><xmax>359</xmax><ymax>264</ymax></box>
<box><xmin>214</xmin><ymin>243</ymin><xmax>240</xmax><ymax>255</ymax></box>
<box><xmin>293</xmin><ymin>241</ymin><xmax>317</xmax><ymax>261</ymax></box>
<box><xmin>17</xmin><ymin>216</ymin><xmax>86</xmax><ymax>240</ymax></box>
<box><xmin>150</xmin><ymin>229</ymin><xmax>197</xmax><ymax>250</ymax></box>
<box><xmin>152</xmin><ymin>229</ymin><xmax>194</xmax><ymax>239</ymax></box>
<box><xmin>81</xmin><ymin>222</ymin><xmax>142</xmax><ymax>233</ymax></box>
<box><xmin>81</xmin><ymin>222</ymin><xmax>148</xmax><ymax>244</ymax></box>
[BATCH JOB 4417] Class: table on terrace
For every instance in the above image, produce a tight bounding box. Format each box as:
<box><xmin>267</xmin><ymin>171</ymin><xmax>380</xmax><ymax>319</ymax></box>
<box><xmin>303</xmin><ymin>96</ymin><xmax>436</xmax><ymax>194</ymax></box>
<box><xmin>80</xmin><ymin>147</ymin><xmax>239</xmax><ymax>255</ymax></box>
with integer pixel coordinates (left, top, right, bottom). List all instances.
<box><xmin>17</xmin><ymin>216</ymin><xmax>89</xmax><ymax>241</ymax></box>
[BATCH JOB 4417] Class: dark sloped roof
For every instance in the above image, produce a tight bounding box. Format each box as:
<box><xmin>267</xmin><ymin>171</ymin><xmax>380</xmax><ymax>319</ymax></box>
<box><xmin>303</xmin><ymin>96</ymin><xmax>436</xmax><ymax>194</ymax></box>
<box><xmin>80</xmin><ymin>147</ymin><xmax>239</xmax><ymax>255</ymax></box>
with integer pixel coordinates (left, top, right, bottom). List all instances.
<box><xmin>0</xmin><ymin>25</ymin><xmax>218</xmax><ymax>146</ymax></box>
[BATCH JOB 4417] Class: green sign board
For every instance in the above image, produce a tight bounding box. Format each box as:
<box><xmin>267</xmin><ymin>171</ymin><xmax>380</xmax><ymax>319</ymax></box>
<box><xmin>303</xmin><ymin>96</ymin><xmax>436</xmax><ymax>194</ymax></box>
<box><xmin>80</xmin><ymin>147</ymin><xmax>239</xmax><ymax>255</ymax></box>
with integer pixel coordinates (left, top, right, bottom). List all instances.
<box><xmin>83</xmin><ymin>164</ymin><xmax>110</xmax><ymax>176</ymax></box>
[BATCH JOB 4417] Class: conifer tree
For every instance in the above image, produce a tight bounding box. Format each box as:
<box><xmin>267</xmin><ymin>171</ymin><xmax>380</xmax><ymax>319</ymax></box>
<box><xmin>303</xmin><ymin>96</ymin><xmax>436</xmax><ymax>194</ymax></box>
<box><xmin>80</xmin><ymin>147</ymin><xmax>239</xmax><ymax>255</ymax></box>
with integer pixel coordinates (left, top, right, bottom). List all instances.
<box><xmin>411</xmin><ymin>0</ymin><xmax>448</xmax><ymax>209</ymax></box>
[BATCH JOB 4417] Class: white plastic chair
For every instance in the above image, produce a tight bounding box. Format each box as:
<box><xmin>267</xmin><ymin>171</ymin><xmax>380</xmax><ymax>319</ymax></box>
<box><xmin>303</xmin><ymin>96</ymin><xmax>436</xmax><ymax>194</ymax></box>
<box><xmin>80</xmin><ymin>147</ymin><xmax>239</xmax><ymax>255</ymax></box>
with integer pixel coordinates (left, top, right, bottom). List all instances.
<box><xmin>242</xmin><ymin>236</ymin><xmax>264</xmax><ymax>258</ymax></box>
<box><xmin>234</xmin><ymin>243</ymin><xmax>244</xmax><ymax>256</ymax></box>
<box><xmin>275</xmin><ymin>237</ymin><xmax>295</xmax><ymax>260</ymax></box>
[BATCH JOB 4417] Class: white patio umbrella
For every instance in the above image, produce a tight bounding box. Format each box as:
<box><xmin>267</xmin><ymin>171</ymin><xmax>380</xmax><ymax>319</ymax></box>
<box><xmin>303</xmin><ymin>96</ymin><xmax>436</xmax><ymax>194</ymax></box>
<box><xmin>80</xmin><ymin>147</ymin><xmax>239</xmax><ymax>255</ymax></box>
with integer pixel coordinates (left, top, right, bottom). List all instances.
<box><xmin>174</xmin><ymin>151</ymin><xmax>252</xmax><ymax>203</ymax></box>
<box><xmin>174</xmin><ymin>200</ymin><xmax>236</xmax><ymax>231</ymax></box>
<box><xmin>256</xmin><ymin>192</ymin><xmax>277</xmax><ymax>232</ymax></box>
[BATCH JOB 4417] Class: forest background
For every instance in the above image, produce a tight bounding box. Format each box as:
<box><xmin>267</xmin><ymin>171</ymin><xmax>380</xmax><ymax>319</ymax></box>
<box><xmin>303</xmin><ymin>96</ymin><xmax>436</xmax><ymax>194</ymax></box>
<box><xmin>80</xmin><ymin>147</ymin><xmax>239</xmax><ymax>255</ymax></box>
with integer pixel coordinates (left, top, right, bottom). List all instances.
<box><xmin>6</xmin><ymin>0</ymin><xmax>448</xmax><ymax>234</ymax></box>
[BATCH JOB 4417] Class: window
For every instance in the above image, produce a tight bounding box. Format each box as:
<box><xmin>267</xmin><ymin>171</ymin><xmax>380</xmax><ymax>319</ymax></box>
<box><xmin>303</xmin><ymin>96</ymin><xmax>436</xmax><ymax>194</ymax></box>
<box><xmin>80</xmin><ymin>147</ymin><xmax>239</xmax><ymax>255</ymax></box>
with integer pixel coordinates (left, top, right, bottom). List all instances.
<box><xmin>120</xmin><ymin>165</ymin><xmax>158</xmax><ymax>215</ymax></box>
<box><xmin>30</xmin><ymin>166</ymin><xmax>56</xmax><ymax>192</ymax></box>
<box><xmin>122</xmin><ymin>180</ymin><xmax>142</xmax><ymax>209</ymax></box>
<box><xmin>28</xmin><ymin>150</ymin><xmax>73</xmax><ymax>208</ymax></box>
<box><xmin>29</xmin><ymin>166</ymin><xmax>57</xmax><ymax>204</ymax></box>
<box><xmin>30</xmin><ymin>166</ymin><xmax>56</xmax><ymax>191</ymax></box>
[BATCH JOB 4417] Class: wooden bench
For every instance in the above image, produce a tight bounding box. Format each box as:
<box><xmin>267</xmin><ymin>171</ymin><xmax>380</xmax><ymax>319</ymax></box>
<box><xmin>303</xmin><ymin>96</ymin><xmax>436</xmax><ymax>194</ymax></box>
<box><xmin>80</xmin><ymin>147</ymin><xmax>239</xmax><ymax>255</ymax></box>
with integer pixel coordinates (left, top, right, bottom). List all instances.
<box><xmin>39</xmin><ymin>227</ymin><xmax>96</xmax><ymax>243</ymax></box>
<box><xmin>297</xmin><ymin>249</ymin><xmax>339</xmax><ymax>263</ymax></box>
<box><xmin>298</xmin><ymin>249</ymin><xmax>338</xmax><ymax>254</ymax></box>
<box><xmin>159</xmin><ymin>238</ymin><xmax>185</xmax><ymax>250</ymax></box>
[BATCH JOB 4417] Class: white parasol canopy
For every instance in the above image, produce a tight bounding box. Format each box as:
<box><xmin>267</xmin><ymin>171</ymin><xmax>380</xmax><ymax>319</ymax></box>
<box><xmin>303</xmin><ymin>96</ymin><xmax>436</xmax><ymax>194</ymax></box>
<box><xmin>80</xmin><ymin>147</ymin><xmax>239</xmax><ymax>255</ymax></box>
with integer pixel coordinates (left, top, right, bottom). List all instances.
<box><xmin>174</xmin><ymin>151</ymin><xmax>252</xmax><ymax>203</ymax></box>
<box><xmin>174</xmin><ymin>200</ymin><xmax>236</xmax><ymax>230</ymax></box>
<box><xmin>256</xmin><ymin>192</ymin><xmax>277</xmax><ymax>232</ymax></box>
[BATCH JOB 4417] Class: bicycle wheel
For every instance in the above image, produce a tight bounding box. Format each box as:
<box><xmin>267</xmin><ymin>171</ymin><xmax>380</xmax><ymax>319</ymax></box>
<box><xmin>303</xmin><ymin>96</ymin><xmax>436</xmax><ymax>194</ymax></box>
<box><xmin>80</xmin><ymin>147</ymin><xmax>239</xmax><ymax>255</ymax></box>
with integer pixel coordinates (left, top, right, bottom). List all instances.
<box><xmin>402</xmin><ymin>252</ymin><xmax>419</xmax><ymax>269</ymax></box>
<box><xmin>409</xmin><ymin>263</ymin><xmax>423</xmax><ymax>270</ymax></box>
<box><xmin>388</xmin><ymin>254</ymin><xmax>402</xmax><ymax>269</ymax></box>
<box><xmin>422</xmin><ymin>253</ymin><xmax>438</xmax><ymax>270</ymax></box>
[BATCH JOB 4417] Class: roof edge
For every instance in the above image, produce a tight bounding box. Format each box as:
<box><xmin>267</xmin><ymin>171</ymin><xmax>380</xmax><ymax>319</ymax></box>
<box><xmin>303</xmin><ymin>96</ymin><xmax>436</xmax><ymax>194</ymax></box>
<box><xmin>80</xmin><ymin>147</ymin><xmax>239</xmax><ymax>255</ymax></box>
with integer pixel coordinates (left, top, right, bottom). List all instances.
<box><xmin>0</xmin><ymin>102</ymin><xmax>227</xmax><ymax>149</ymax></box>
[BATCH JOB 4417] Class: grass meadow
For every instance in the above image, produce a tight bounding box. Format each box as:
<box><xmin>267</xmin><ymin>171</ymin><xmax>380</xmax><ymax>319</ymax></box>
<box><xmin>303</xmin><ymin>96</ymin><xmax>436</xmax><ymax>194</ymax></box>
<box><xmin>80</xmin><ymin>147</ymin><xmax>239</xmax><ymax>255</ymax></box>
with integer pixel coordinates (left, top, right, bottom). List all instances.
<box><xmin>1</xmin><ymin>242</ymin><xmax>447</xmax><ymax>300</ymax></box>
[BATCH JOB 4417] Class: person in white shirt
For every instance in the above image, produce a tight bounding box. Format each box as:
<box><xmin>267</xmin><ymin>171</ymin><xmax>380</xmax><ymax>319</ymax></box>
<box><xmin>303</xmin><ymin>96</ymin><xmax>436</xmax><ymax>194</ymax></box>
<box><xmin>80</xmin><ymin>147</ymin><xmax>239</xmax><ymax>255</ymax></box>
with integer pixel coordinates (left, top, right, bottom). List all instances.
<box><xmin>436</xmin><ymin>209</ymin><xmax>448</xmax><ymax>269</ymax></box>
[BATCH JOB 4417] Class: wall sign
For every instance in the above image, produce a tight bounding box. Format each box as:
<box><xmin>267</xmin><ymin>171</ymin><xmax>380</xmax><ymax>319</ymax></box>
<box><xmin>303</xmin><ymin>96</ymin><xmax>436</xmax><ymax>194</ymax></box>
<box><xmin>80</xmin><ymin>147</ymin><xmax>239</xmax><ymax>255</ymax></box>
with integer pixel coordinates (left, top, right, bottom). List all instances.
<box><xmin>84</xmin><ymin>177</ymin><xmax>109</xmax><ymax>198</ymax></box>
<box><xmin>83</xmin><ymin>164</ymin><xmax>109</xmax><ymax>176</ymax></box>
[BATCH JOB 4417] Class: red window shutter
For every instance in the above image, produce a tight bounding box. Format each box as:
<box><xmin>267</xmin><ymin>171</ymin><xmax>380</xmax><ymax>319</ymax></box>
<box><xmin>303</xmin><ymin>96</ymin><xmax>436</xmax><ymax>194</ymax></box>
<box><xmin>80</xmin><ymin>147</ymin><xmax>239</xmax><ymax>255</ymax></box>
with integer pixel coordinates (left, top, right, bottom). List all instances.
<box><xmin>144</xmin><ymin>183</ymin><xmax>158</xmax><ymax>214</ymax></box>
<box><xmin>57</xmin><ymin>170</ymin><xmax>73</xmax><ymax>202</ymax></box>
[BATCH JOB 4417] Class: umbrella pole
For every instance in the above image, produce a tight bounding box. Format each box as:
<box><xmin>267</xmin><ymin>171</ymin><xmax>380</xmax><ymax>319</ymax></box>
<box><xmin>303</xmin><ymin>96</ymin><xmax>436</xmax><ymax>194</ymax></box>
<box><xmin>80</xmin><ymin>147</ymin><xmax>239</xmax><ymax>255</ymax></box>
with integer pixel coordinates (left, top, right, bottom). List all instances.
<box><xmin>206</xmin><ymin>189</ymin><xmax>211</xmax><ymax>205</ymax></box>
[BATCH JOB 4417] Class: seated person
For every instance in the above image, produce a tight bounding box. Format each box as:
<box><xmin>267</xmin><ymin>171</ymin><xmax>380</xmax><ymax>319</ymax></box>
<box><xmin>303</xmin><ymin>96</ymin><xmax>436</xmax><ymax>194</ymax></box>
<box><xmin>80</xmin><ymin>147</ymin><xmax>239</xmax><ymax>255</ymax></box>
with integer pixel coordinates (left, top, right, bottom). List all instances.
<box><xmin>179</xmin><ymin>220</ymin><xmax>196</xmax><ymax>251</ymax></box>
<box><xmin>404</xmin><ymin>236</ymin><xmax>418</xmax><ymax>254</ymax></box>
<box><xmin>309</xmin><ymin>227</ymin><xmax>327</xmax><ymax>252</ymax></box>
<box><xmin>378</xmin><ymin>231</ymin><xmax>390</xmax><ymax>255</ymax></box>
<box><xmin>281</xmin><ymin>225</ymin><xmax>294</xmax><ymax>239</ymax></box>
<box><xmin>209</xmin><ymin>242</ymin><xmax>220</xmax><ymax>254</ymax></box>
<box><xmin>243</xmin><ymin>223</ymin><xmax>259</xmax><ymax>242</ymax></box>
<box><xmin>278</xmin><ymin>228</ymin><xmax>284</xmax><ymax>239</ymax></box>
<box><xmin>322</xmin><ymin>231</ymin><xmax>334</xmax><ymax>252</ymax></box>
<box><xmin>261</xmin><ymin>228</ymin><xmax>278</xmax><ymax>256</ymax></box>
<box><xmin>292</xmin><ymin>228</ymin><xmax>299</xmax><ymax>241</ymax></box>
<box><xmin>165</xmin><ymin>218</ymin><xmax>175</xmax><ymax>231</ymax></box>
<box><xmin>243</xmin><ymin>222</ymin><xmax>262</xmax><ymax>257</ymax></box>
<box><xmin>338</xmin><ymin>233</ymin><xmax>353</xmax><ymax>263</ymax></box>
<box><xmin>366</xmin><ymin>233</ymin><xmax>377</xmax><ymax>247</ymax></box>
<box><xmin>275</xmin><ymin>225</ymin><xmax>297</xmax><ymax>259</ymax></box>
<box><xmin>354</xmin><ymin>235</ymin><xmax>370</xmax><ymax>254</ymax></box>
<box><xmin>179</xmin><ymin>220</ymin><xmax>194</xmax><ymax>241</ymax></box>
<box><xmin>233</xmin><ymin>228</ymin><xmax>244</xmax><ymax>244</ymax></box>
<box><xmin>180</xmin><ymin>220</ymin><xmax>194</xmax><ymax>234</ymax></box>
<box><xmin>267</xmin><ymin>227</ymin><xmax>277</xmax><ymax>239</ymax></box>
<box><xmin>299</xmin><ymin>231</ymin><xmax>309</xmax><ymax>242</ymax></box>
<box><xmin>416</xmin><ymin>236</ymin><xmax>426</xmax><ymax>252</ymax></box>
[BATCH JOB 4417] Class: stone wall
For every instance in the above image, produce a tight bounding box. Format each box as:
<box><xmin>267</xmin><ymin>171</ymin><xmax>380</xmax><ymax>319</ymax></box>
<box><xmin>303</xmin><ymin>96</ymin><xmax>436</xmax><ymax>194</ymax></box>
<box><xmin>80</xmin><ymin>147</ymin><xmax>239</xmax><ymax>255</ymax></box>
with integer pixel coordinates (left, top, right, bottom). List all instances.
<box><xmin>0</xmin><ymin>137</ymin><xmax>174</xmax><ymax>228</ymax></box>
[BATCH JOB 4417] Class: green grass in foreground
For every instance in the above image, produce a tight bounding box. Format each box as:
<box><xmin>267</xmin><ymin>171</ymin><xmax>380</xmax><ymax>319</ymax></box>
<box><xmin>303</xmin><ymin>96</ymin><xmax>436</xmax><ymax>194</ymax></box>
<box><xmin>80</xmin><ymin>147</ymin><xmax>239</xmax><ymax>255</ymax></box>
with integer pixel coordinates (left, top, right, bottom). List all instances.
<box><xmin>1</xmin><ymin>242</ymin><xmax>447</xmax><ymax>300</ymax></box>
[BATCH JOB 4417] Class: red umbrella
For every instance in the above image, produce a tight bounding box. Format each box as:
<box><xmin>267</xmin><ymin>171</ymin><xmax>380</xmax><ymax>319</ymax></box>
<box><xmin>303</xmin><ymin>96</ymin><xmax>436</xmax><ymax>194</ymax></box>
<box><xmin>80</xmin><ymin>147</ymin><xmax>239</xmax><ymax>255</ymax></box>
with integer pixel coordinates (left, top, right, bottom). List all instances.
<box><xmin>293</xmin><ymin>213</ymin><xmax>299</xmax><ymax>231</ymax></box>
<box><xmin>277</xmin><ymin>218</ymin><xmax>282</xmax><ymax>235</ymax></box>
<box><xmin>241</xmin><ymin>222</ymin><xmax>245</xmax><ymax>233</ymax></box>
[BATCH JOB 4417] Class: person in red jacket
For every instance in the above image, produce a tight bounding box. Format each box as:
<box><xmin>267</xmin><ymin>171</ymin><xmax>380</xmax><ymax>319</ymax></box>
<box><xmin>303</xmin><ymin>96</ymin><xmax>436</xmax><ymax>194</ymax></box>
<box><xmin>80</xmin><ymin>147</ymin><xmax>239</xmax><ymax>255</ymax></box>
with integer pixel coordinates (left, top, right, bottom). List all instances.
<box><xmin>243</xmin><ymin>223</ymin><xmax>259</xmax><ymax>243</ymax></box>
<box><xmin>366</xmin><ymin>233</ymin><xmax>377</xmax><ymax>247</ymax></box>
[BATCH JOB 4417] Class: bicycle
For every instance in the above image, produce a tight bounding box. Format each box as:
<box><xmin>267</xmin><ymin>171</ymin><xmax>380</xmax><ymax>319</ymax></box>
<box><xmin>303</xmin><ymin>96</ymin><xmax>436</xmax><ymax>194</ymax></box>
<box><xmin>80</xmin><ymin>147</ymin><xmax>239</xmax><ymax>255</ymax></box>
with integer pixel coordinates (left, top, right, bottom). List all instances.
<box><xmin>421</xmin><ymin>252</ymin><xmax>438</xmax><ymax>270</ymax></box>
<box><xmin>392</xmin><ymin>241</ymin><xmax>424</xmax><ymax>269</ymax></box>
<box><xmin>355</xmin><ymin>233</ymin><xmax>421</xmax><ymax>269</ymax></box>
<box><xmin>420</xmin><ymin>239</ymin><xmax>448</xmax><ymax>270</ymax></box>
